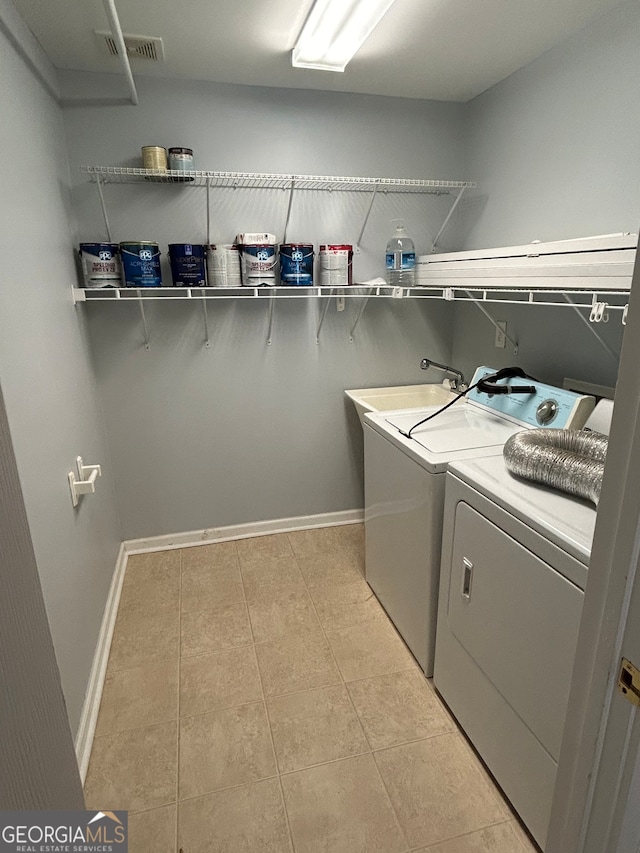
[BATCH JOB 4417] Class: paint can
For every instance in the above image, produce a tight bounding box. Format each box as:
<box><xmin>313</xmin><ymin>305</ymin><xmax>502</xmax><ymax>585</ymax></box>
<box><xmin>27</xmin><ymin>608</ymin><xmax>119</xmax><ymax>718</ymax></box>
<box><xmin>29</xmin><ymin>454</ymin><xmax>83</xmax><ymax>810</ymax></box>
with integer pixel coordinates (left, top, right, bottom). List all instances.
<box><xmin>206</xmin><ymin>244</ymin><xmax>242</xmax><ymax>287</ymax></box>
<box><xmin>168</xmin><ymin>147</ymin><xmax>194</xmax><ymax>171</ymax></box>
<box><xmin>120</xmin><ymin>242</ymin><xmax>162</xmax><ymax>287</ymax></box>
<box><xmin>141</xmin><ymin>146</ymin><xmax>167</xmax><ymax>171</ymax></box>
<box><xmin>78</xmin><ymin>243</ymin><xmax>121</xmax><ymax>288</ymax></box>
<box><xmin>319</xmin><ymin>244</ymin><xmax>353</xmax><ymax>286</ymax></box>
<box><xmin>279</xmin><ymin>243</ymin><xmax>314</xmax><ymax>286</ymax></box>
<box><xmin>240</xmin><ymin>244</ymin><xmax>277</xmax><ymax>286</ymax></box>
<box><xmin>168</xmin><ymin>243</ymin><xmax>206</xmax><ymax>287</ymax></box>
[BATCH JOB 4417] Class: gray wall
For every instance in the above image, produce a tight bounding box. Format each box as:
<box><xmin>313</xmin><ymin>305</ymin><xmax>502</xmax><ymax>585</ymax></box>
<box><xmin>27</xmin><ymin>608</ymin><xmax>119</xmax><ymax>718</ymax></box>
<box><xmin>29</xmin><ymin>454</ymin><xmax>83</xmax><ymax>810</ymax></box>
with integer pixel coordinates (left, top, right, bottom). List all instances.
<box><xmin>0</xmin><ymin>379</ymin><xmax>84</xmax><ymax>809</ymax></box>
<box><xmin>0</xmin><ymin>22</ymin><xmax>122</xmax><ymax>735</ymax></box>
<box><xmin>449</xmin><ymin>0</ymin><xmax>640</xmax><ymax>388</ymax></box>
<box><xmin>61</xmin><ymin>76</ymin><xmax>462</xmax><ymax>538</ymax></box>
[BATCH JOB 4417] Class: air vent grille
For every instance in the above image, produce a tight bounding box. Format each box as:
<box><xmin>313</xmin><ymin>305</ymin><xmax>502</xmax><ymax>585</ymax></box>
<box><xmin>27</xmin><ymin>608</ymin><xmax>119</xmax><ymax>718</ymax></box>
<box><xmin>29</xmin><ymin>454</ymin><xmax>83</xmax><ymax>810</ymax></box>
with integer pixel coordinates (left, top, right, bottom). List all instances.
<box><xmin>96</xmin><ymin>31</ymin><xmax>164</xmax><ymax>62</ymax></box>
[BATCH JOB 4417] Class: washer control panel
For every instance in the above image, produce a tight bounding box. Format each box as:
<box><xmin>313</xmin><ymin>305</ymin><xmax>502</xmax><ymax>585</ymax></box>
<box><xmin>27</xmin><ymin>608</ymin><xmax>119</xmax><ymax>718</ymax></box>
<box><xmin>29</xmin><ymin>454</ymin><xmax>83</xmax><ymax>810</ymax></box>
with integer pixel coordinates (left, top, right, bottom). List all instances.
<box><xmin>466</xmin><ymin>366</ymin><xmax>595</xmax><ymax>429</ymax></box>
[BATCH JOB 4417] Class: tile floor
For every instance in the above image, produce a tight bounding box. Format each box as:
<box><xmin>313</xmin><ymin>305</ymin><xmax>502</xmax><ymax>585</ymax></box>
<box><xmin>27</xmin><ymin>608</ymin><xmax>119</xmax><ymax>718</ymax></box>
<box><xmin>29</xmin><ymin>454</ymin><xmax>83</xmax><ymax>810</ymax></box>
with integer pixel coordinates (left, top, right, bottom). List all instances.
<box><xmin>84</xmin><ymin>523</ymin><xmax>539</xmax><ymax>853</ymax></box>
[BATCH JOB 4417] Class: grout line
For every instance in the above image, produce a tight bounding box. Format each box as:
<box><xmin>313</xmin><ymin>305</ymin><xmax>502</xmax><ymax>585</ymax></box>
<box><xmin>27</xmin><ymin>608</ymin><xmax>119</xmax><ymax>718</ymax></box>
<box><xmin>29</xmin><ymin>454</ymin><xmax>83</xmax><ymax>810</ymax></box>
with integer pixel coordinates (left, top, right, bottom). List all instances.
<box><xmin>237</xmin><ymin>543</ymin><xmax>296</xmax><ymax>853</ymax></box>
<box><xmin>175</xmin><ymin>773</ymin><xmax>281</xmax><ymax>806</ymax></box>
<box><xmin>404</xmin><ymin>816</ymin><xmax>529</xmax><ymax>852</ymax></box>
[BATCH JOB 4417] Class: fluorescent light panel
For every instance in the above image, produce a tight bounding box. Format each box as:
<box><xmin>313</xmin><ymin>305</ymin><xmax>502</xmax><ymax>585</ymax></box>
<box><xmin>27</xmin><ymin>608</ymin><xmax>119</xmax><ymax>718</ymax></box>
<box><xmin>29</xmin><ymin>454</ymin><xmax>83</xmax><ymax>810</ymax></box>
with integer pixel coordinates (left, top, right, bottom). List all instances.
<box><xmin>292</xmin><ymin>0</ymin><xmax>397</xmax><ymax>72</ymax></box>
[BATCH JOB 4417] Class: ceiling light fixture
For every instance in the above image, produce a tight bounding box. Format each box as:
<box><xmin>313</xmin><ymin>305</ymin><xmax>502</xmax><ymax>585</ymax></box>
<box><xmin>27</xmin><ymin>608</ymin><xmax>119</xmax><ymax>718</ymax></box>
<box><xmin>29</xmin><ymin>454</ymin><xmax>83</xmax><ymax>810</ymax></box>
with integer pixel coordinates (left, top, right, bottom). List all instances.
<box><xmin>292</xmin><ymin>0</ymin><xmax>397</xmax><ymax>73</ymax></box>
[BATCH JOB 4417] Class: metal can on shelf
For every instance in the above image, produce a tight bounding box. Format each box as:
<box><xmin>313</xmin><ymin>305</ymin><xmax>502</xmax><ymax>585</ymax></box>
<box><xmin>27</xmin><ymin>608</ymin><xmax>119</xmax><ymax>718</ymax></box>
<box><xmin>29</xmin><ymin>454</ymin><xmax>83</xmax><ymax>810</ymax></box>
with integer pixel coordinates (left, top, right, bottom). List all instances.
<box><xmin>319</xmin><ymin>244</ymin><xmax>353</xmax><ymax>286</ymax></box>
<box><xmin>240</xmin><ymin>244</ymin><xmax>277</xmax><ymax>286</ymax></box>
<box><xmin>168</xmin><ymin>243</ymin><xmax>206</xmax><ymax>287</ymax></box>
<box><xmin>168</xmin><ymin>147</ymin><xmax>194</xmax><ymax>171</ymax></box>
<box><xmin>141</xmin><ymin>146</ymin><xmax>167</xmax><ymax>171</ymax></box>
<box><xmin>78</xmin><ymin>243</ymin><xmax>121</xmax><ymax>287</ymax></box>
<box><xmin>120</xmin><ymin>241</ymin><xmax>162</xmax><ymax>287</ymax></box>
<box><xmin>279</xmin><ymin>243</ymin><xmax>314</xmax><ymax>286</ymax></box>
<box><xmin>206</xmin><ymin>244</ymin><xmax>242</xmax><ymax>287</ymax></box>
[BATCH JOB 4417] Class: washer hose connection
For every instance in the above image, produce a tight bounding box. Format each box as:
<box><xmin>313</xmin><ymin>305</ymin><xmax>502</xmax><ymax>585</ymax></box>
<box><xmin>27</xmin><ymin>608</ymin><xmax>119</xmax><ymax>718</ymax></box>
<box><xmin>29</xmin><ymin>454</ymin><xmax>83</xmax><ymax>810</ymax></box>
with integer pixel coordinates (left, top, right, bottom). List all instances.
<box><xmin>503</xmin><ymin>429</ymin><xmax>608</xmax><ymax>506</ymax></box>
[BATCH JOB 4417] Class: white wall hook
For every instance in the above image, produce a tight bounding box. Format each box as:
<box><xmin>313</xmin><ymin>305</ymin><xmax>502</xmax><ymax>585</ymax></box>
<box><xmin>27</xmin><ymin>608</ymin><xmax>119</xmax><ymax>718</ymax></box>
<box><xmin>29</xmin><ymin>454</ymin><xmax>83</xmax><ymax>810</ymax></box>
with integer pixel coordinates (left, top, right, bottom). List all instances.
<box><xmin>69</xmin><ymin>456</ymin><xmax>102</xmax><ymax>507</ymax></box>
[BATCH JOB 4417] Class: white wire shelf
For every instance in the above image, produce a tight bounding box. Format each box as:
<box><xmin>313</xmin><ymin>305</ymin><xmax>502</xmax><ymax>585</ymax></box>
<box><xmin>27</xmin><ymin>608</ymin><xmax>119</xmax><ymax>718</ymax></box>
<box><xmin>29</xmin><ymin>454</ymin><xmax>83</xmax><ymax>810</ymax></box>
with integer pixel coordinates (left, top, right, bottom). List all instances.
<box><xmin>72</xmin><ymin>285</ymin><xmax>629</xmax><ymax>306</ymax></box>
<box><xmin>81</xmin><ymin>166</ymin><xmax>476</xmax><ymax>193</ymax></box>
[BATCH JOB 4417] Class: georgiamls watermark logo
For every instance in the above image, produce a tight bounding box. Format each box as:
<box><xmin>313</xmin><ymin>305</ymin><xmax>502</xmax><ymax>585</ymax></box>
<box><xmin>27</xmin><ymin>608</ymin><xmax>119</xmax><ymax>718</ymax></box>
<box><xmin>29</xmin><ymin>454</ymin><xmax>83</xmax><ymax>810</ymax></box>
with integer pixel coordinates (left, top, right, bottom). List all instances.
<box><xmin>0</xmin><ymin>810</ymin><xmax>128</xmax><ymax>852</ymax></box>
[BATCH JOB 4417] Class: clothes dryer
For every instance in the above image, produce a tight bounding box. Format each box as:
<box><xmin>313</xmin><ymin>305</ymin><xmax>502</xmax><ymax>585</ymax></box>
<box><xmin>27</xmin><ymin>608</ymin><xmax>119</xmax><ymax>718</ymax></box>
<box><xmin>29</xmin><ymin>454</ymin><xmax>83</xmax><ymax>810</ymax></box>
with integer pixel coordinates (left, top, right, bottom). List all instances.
<box><xmin>433</xmin><ymin>447</ymin><xmax>602</xmax><ymax>847</ymax></box>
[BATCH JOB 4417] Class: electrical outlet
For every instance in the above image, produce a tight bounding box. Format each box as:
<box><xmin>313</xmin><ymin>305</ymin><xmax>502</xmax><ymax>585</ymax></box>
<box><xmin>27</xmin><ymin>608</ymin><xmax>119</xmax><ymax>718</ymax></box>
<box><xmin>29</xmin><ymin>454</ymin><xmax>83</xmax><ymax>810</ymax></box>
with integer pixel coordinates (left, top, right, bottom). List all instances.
<box><xmin>495</xmin><ymin>321</ymin><xmax>507</xmax><ymax>348</ymax></box>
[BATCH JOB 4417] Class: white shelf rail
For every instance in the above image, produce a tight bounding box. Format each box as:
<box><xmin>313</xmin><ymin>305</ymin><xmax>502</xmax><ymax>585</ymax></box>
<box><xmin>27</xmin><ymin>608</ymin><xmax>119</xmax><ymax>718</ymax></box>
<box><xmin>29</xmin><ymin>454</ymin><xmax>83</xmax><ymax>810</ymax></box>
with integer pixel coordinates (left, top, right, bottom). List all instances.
<box><xmin>73</xmin><ymin>285</ymin><xmax>629</xmax><ymax>348</ymax></box>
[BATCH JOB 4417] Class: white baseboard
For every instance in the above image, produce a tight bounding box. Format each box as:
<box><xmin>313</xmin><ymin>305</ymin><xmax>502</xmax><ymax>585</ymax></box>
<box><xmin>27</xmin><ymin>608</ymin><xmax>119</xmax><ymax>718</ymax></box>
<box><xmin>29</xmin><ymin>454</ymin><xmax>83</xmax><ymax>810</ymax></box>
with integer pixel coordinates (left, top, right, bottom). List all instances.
<box><xmin>74</xmin><ymin>542</ymin><xmax>128</xmax><ymax>783</ymax></box>
<box><xmin>124</xmin><ymin>508</ymin><xmax>364</xmax><ymax>555</ymax></box>
<box><xmin>74</xmin><ymin>509</ymin><xmax>363</xmax><ymax>779</ymax></box>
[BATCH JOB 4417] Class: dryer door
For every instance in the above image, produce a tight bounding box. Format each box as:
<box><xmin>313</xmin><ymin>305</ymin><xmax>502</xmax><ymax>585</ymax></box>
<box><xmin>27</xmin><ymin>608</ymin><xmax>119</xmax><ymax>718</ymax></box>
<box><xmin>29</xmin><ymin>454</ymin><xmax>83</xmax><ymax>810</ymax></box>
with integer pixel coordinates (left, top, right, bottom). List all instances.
<box><xmin>448</xmin><ymin>501</ymin><xmax>584</xmax><ymax>760</ymax></box>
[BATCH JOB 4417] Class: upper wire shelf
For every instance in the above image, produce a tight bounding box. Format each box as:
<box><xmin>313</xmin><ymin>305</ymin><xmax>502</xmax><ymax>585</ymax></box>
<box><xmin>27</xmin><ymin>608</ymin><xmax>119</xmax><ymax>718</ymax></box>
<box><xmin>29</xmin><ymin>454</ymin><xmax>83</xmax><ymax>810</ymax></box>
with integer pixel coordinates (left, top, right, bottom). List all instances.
<box><xmin>81</xmin><ymin>166</ymin><xmax>476</xmax><ymax>194</ymax></box>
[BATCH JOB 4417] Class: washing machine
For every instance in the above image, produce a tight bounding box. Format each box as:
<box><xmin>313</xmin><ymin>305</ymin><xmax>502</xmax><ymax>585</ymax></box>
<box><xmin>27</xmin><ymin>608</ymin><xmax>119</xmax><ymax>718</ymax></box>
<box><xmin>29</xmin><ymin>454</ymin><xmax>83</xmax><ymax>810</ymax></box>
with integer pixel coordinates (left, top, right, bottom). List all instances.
<box><xmin>432</xmin><ymin>402</ymin><xmax>610</xmax><ymax>847</ymax></box>
<box><xmin>363</xmin><ymin>366</ymin><xmax>594</xmax><ymax>676</ymax></box>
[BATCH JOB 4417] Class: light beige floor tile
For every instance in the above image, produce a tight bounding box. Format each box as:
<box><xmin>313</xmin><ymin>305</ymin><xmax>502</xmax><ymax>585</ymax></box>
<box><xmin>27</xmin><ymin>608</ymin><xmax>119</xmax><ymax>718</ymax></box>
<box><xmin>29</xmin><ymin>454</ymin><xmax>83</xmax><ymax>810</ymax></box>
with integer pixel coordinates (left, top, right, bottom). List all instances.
<box><xmin>255</xmin><ymin>632</ymin><xmax>341</xmax><ymax>698</ymax></box>
<box><xmin>374</xmin><ymin>734</ymin><xmax>508</xmax><ymax>849</ymax></box>
<box><xmin>96</xmin><ymin>659</ymin><xmax>179</xmax><ymax>736</ymax></box>
<box><xmin>108</xmin><ymin>611</ymin><xmax>179</xmax><ymax>672</ymax></box>
<box><xmin>248</xmin><ymin>590</ymin><xmax>322</xmax><ymax>643</ymax></box>
<box><xmin>267</xmin><ymin>684</ymin><xmax>369</xmax><ymax>773</ymax></box>
<box><xmin>128</xmin><ymin>804</ymin><xmax>176</xmax><ymax>853</ymax></box>
<box><xmin>180</xmin><ymin>646</ymin><xmax>262</xmax><ymax>717</ymax></box>
<box><xmin>181</xmin><ymin>561</ymin><xmax>244</xmax><ymax>614</ymax></box>
<box><xmin>310</xmin><ymin>579</ymin><xmax>385</xmax><ymax>630</ymax></box>
<box><xmin>84</xmin><ymin>721</ymin><xmax>177</xmax><ymax>813</ymax></box>
<box><xmin>347</xmin><ymin>669</ymin><xmax>454</xmax><ymax>749</ymax></box>
<box><xmin>180</xmin><ymin>601</ymin><xmax>252</xmax><ymax>657</ymax></box>
<box><xmin>281</xmin><ymin>754</ymin><xmax>405</xmax><ymax>853</ymax></box>
<box><xmin>325</xmin><ymin>617</ymin><xmax>416</xmax><ymax>682</ymax></box>
<box><xmin>240</xmin><ymin>558</ymin><xmax>307</xmax><ymax>604</ymax></box>
<box><xmin>288</xmin><ymin>526</ymin><xmax>364</xmax><ymax>588</ymax></box>
<box><xmin>118</xmin><ymin>550</ymin><xmax>181</xmax><ymax>620</ymax></box>
<box><xmin>178</xmin><ymin>778</ymin><xmax>292</xmax><ymax>853</ymax></box>
<box><xmin>413</xmin><ymin>820</ymin><xmax>532</xmax><ymax>852</ymax></box>
<box><xmin>181</xmin><ymin>540</ymin><xmax>238</xmax><ymax>572</ymax></box>
<box><xmin>179</xmin><ymin>702</ymin><xmax>276</xmax><ymax>800</ymax></box>
<box><xmin>236</xmin><ymin>533</ymin><xmax>294</xmax><ymax>570</ymax></box>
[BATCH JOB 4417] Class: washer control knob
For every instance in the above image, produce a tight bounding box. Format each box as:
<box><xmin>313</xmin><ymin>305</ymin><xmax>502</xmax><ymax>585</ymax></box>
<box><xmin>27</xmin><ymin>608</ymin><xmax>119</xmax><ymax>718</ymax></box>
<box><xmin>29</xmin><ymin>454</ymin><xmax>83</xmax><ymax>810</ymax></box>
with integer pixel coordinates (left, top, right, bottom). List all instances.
<box><xmin>536</xmin><ymin>399</ymin><xmax>559</xmax><ymax>425</ymax></box>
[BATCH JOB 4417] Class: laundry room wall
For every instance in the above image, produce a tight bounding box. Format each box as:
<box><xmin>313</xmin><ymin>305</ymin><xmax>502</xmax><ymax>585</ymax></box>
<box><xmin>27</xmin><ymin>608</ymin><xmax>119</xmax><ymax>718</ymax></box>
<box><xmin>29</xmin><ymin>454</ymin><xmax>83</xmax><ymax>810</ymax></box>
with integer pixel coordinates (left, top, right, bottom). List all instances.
<box><xmin>450</xmin><ymin>0</ymin><xmax>640</xmax><ymax>389</ymax></box>
<box><xmin>0</xmin><ymin>10</ymin><xmax>122</xmax><ymax>736</ymax></box>
<box><xmin>61</xmin><ymin>76</ymin><xmax>464</xmax><ymax>539</ymax></box>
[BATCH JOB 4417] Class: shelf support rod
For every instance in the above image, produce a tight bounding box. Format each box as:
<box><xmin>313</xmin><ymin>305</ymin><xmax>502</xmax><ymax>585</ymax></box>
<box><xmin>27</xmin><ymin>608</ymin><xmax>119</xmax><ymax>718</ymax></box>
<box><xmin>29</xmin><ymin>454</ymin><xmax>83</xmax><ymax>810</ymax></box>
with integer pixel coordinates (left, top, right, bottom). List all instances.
<box><xmin>463</xmin><ymin>291</ymin><xmax>519</xmax><ymax>354</ymax></box>
<box><xmin>563</xmin><ymin>295</ymin><xmax>619</xmax><ymax>362</ymax></box>
<box><xmin>349</xmin><ymin>295</ymin><xmax>371</xmax><ymax>342</ymax></box>
<box><xmin>282</xmin><ymin>179</ymin><xmax>296</xmax><ymax>244</ymax></box>
<box><xmin>136</xmin><ymin>291</ymin><xmax>150</xmax><ymax>350</ymax></box>
<box><xmin>206</xmin><ymin>179</ymin><xmax>212</xmax><ymax>245</ymax></box>
<box><xmin>95</xmin><ymin>176</ymin><xmax>113</xmax><ymax>243</ymax></box>
<box><xmin>266</xmin><ymin>295</ymin><xmax>275</xmax><ymax>345</ymax></box>
<box><xmin>201</xmin><ymin>291</ymin><xmax>211</xmax><ymax>348</ymax></box>
<box><xmin>316</xmin><ymin>290</ymin><xmax>333</xmax><ymax>344</ymax></box>
<box><xmin>102</xmin><ymin>0</ymin><xmax>139</xmax><ymax>105</ymax></box>
<box><xmin>430</xmin><ymin>185</ymin><xmax>467</xmax><ymax>253</ymax></box>
<box><xmin>356</xmin><ymin>182</ymin><xmax>379</xmax><ymax>250</ymax></box>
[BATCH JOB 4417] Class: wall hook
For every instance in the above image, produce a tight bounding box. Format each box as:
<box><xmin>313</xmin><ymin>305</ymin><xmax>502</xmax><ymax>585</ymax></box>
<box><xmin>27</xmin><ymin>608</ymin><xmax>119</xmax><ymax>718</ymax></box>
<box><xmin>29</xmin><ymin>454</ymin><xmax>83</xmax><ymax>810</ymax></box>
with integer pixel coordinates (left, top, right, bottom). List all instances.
<box><xmin>69</xmin><ymin>456</ymin><xmax>102</xmax><ymax>507</ymax></box>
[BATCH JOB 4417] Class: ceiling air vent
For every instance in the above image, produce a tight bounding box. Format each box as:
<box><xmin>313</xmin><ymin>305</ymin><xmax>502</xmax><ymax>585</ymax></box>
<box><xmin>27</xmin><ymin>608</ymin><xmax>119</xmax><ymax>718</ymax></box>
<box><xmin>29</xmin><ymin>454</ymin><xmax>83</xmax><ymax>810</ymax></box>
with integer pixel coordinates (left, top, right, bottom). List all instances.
<box><xmin>95</xmin><ymin>31</ymin><xmax>165</xmax><ymax>62</ymax></box>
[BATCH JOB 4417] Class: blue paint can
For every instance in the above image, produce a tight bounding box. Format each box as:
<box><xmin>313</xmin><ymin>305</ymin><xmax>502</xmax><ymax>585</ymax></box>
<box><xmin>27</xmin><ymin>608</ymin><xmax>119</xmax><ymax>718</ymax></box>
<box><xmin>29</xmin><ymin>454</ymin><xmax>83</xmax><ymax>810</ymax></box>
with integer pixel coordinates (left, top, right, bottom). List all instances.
<box><xmin>169</xmin><ymin>243</ymin><xmax>206</xmax><ymax>287</ymax></box>
<box><xmin>79</xmin><ymin>243</ymin><xmax>121</xmax><ymax>287</ymax></box>
<box><xmin>279</xmin><ymin>243</ymin><xmax>314</xmax><ymax>286</ymax></box>
<box><xmin>120</xmin><ymin>242</ymin><xmax>162</xmax><ymax>287</ymax></box>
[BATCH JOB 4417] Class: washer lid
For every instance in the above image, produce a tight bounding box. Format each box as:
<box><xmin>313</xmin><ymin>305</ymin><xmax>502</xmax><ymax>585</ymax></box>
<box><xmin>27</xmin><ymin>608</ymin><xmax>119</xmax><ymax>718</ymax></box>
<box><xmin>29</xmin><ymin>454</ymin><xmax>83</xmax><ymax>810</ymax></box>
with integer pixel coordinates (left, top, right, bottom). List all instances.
<box><xmin>385</xmin><ymin>408</ymin><xmax>521</xmax><ymax>453</ymax></box>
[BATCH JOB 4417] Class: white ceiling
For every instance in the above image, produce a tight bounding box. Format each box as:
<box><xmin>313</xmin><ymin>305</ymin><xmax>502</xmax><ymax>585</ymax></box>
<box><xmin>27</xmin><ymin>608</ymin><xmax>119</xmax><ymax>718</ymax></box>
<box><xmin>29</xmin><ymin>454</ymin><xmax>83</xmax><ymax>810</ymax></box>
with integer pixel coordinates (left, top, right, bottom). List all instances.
<box><xmin>14</xmin><ymin>0</ymin><xmax>628</xmax><ymax>102</ymax></box>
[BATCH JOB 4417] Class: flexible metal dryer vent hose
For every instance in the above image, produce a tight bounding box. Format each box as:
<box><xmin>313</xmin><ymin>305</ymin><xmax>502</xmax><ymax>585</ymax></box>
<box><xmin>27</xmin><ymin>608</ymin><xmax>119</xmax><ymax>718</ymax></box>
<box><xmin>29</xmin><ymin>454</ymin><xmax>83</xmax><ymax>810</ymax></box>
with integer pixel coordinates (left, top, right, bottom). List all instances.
<box><xmin>503</xmin><ymin>429</ymin><xmax>609</xmax><ymax>507</ymax></box>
